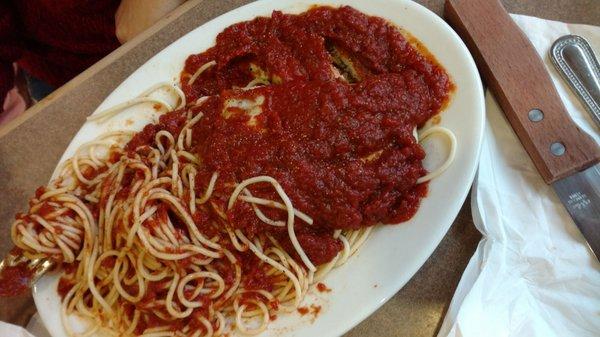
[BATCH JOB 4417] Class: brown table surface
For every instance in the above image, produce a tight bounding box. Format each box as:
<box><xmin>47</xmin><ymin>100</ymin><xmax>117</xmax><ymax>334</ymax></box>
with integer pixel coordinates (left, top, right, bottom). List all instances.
<box><xmin>0</xmin><ymin>0</ymin><xmax>598</xmax><ymax>335</ymax></box>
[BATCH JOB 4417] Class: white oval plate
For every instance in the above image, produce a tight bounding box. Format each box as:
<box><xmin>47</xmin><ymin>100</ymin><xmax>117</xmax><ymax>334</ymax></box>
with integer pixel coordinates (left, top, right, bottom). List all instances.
<box><xmin>33</xmin><ymin>0</ymin><xmax>485</xmax><ymax>336</ymax></box>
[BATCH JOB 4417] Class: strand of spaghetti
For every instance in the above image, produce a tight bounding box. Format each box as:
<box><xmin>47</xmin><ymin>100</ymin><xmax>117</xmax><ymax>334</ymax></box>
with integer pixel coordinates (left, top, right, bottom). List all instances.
<box><xmin>235</xmin><ymin>300</ymin><xmax>270</xmax><ymax>335</ymax></box>
<box><xmin>238</xmin><ymin>194</ymin><xmax>313</xmax><ymax>225</ymax></box>
<box><xmin>333</xmin><ymin>234</ymin><xmax>351</xmax><ymax>267</ymax></box>
<box><xmin>141</xmin><ymin>326</ymin><xmax>171</xmax><ymax>334</ymax></box>
<box><xmin>54</xmin><ymin>232</ymin><xmax>80</xmax><ymax>251</ymax></box>
<box><xmin>88</xmin><ymin>146</ymin><xmax>103</xmax><ymax>166</ymax></box>
<box><xmin>137</xmin><ymin>229</ymin><xmax>197</xmax><ymax>260</ymax></box>
<box><xmin>214</xmin><ymin>312</ymin><xmax>226</xmax><ymax>336</ymax></box>
<box><xmin>28</xmin><ymin>202</ymin><xmax>59</xmax><ymax>215</ymax></box>
<box><xmin>284</xmin><ymin>255</ymin><xmax>310</xmax><ymax>303</ymax></box>
<box><xmin>165</xmin><ymin>273</ymin><xmax>193</xmax><ymax>318</ymax></box>
<box><xmin>194</xmin><ymin>96</ymin><xmax>209</xmax><ymax>106</ymax></box>
<box><xmin>86</xmin><ymin>242</ymin><xmax>113</xmax><ymax>314</ymax></box>
<box><xmin>102</xmin><ymin>164</ymin><xmax>127</xmax><ymax>236</ymax></box>
<box><xmin>88</xmin><ymin>97</ymin><xmax>173</xmax><ymax>123</ymax></box>
<box><xmin>39</xmin><ymin>187</ymin><xmax>71</xmax><ymax>200</ymax></box>
<box><xmin>229</xmin><ymin>176</ymin><xmax>316</xmax><ymax>271</ymax></box>
<box><xmin>112</xmin><ymin>254</ymin><xmax>145</xmax><ymax>303</ymax></box>
<box><xmin>155</xmin><ymin>130</ymin><xmax>175</xmax><ymax>158</ymax></box>
<box><xmin>123</xmin><ymin>252</ymin><xmax>139</xmax><ymax>285</ymax></box>
<box><xmin>416</xmin><ymin>126</ymin><xmax>457</xmax><ymax>184</ymax></box>
<box><xmin>235</xmin><ymin>230</ymin><xmax>303</xmax><ymax>307</ymax></box>
<box><xmin>168</xmin><ymin>84</ymin><xmax>186</xmax><ymax>110</ymax></box>
<box><xmin>347</xmin><ymin>229</ymin><xmax>360</xmax><ymax>245</ymax></box>
<box><xmin>147</xmin><ymin>192</ymin><xmax>221</xmax><ymax>251</ymax></box>
<box><xmin>30</xmin><ymin>214</ymin><xmax>60</xmax><ymax>235</ymax></box>
<box><xmin>313</xmin><ymin>253</ymin><xmax>340</xmax><ymax>282</ymax></box>
<box><xmin>185</xmin><ymin>128</ymin><xmax>193</xmax><ymax>149</ymax></box>
<box><xmin>160</xmin><ymin>220</ymin><xmax>180</xmax><ymax>246</ymax></box>
<box><xmin>177</xmin><ymin>272</ymin><xmax>225</xmax><ymax>308</ymax></box>
<box><xmin>72</xmin><ymin>147</ymin><xmax>117</xmax><ymax>186</ymax></box>
<box><xmin>69</xmin><ymin>267</ymin><xmax>89</xmax><ymax>312</ymax></box>
<box><xmin>264</xmin><ymin>247</ymin><xmax>290</xmax><ymax>268</ymax></box>
<box><xmin>194</xmin><ymin>316</ymin><xmax>214</xmax><ymax>337</ymax></box>
<box><xmin>89</xmin><ymin>82</ymin><xmax>186</xmax><ymax>123</ymax></box>
<box><xmin>169</xmin><ymin>150</ymin><xmax>181</xmax><ymax>197</ymax></box>
<box><xmin>242</xmin><ymin>189</ymin><xmax>284</xmax><ymax>227</ymax></box>
<box><xmin>51</xmin><ymin>235</ymin><xmax>75</xmax><ymax>262</ymax></box>
<box><xmin>177</xmin><ymin>111</ymin><xmax>204</xmax><ymax>150</ymax></box>
<box><xmin>93</xmin><ymin>250</ymin><xmax>120</xmax><ymax>275</ymax></box>
<box><xmin>37</xmin><ymin>233</ymin><xmax>57</xmax><ymax>252</ymax></box>
<box><xmin>179</xmin><ymin>163</ymin><xmax>193</xmax><ymax>187</ymax></box>
<box><xmin>139</xmin><ymin>332</ymin><xmax>174</xmax><ymax>337</ymax></box>
<box><xmin>264</xmin><ymin>234</ymin><xmax>302</xmax><ymax>279</ymax></box>
<box><xmin>136</xmin><ymin>82</ymin><xmax>184</xmax><ymax>104</ymax></box>
<box><xmin>210</xmin><ymin>200</ymin><xmax>228</xmax><ymax>220</ymax></box>
<box><xmin>72</xmin><ymin>289</ymin><xmax>95</xmax><ymax>317</ymax></box>
<box><xmin>125</xmin><ymin>310</ymin><xmax>141</xmax><ymax>336</ymax></box>
<box><xmin>103</xmin><ymin>197</ymin><xmax>125</xmax><ymax>250</ymax></box>
<box><xmin>137</xmin><ymin>252</ymin><xmax>168</xmax><ymax>281</ymax></box>
<box><xmin>196</xmin><ymin>172</ymin><xmax>218</xmax><ymax>205</ymax></box>
<box><xmin>17</xmin><ymin>226</ymin><xmax>61</xmax><ymax>255</ymax></box>
<box><xmin>187</xmin><ymin>168</ymin><xmax>197</xmax><ymax>213</ymax></box>
<box><xmin>58</xmin><ymin>198</ymin><xmax>97</xmax><ymax>244</ymax></box>
<box><xmin>233</xmin><ymin>290</ymin><xmax>275</xmax><ymax>317</ymax></box>
<box><xmin>349</xmin><ymin>227</ymin><xmax>372</xmax><ymax>256</ymax></box>
<box><xmin>179</xmin><ymin>277</ymin><xmax>206</xmax><ymax>305</ymax></box>
<box><xmin>196</xmin><ymin>172</ymin><xmax>219</xmax><ymax>205</ymax></box>
<box><xmin>219</xmin><ymin>249</ymin><xmax>242</xmax><ymax>302</ymax></box>
<box><xmin>188</xmin><ymin>61</ymin><xmax>216</xmax><ymax>85</ymax></box>
<box><xmin>154</xmin><ymin>309</ymin><xmax>179</xmax><ymax>323</ymax></box>
<box><xmin>72</xmin><ymin>131</ymin><xmax>134</xmax><ymax>171</ymax></box>
<box><xmin>128</xmin><ymin>177</ymin><xmax>171</xmax><ymax>246</ymax></box>
<box><xmin>177</xmin><ymin>151</ymin><xmax>201</xmax><ymax>165</ymax></box>
<box><xmin>61</xmin><ymin>283</ymin><xmax>82</xmax><ymax>337</ymax></box>
<box><xmin>253</xmin><ymin>236</ymin><xmax>264</xmax><ymax>252</ymax></box>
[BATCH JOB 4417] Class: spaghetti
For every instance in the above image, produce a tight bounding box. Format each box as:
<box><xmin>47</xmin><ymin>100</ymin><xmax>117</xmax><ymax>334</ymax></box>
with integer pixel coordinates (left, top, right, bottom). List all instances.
<box><xmin>5</xmin><ymin>5</ymin><xmax>458</xmax><ymax>337</ymax></box>
<box><xmin>11</xmin><ymin>110</ymin><xmax>381</xmax><ymax>336</ymax></box>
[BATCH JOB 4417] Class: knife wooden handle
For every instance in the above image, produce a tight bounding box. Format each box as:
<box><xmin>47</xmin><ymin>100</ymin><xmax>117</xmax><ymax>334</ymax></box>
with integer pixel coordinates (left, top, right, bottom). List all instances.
<box><xmin>445</xmin><ymin>0</ymin><xmax>600</xmax><ymax>184</ymax></box>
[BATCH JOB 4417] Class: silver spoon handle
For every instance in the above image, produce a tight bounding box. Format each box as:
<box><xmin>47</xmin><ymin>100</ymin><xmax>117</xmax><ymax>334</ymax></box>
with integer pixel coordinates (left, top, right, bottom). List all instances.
<box><xmin>551</xmin><ymin>35</ymin><xmax>600</xmax><ymax>128</ymax></box>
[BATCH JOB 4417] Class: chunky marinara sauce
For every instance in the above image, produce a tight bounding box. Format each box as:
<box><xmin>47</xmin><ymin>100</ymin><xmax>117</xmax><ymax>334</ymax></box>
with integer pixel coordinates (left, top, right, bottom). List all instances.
<box><xmin>128</xmin><ymin>6</ymin><xmax>452</xmax><ymax>266</ymax></box>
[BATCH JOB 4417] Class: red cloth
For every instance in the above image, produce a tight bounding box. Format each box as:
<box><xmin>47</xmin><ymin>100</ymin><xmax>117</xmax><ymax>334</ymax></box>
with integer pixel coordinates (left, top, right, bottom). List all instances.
<box><xmin>0</xmin><ymin>0</ymin><xmax>121</xmax><ymax>112</ymax></box>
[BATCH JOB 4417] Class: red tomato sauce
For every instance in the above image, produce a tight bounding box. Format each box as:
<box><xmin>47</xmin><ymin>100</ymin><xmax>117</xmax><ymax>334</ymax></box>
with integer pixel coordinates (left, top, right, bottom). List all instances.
<box><xmin>0</xmin><ymin>263</ymin><xmax>33</xmax><ymax>297</ymax></box>
<box><xmin>57</xmin><ymin>277</ymin><xmax>75</xmax><ymax>298</ymax></box>
<box><xmin>316</xmin><ymin>282</ymin><xmax>331</xmax><ymax>293</ymax></box>
<box><xmin>181</xmin><ymin>6</ymin><xmax>451</xmax><ymax>111</ymax></box>
<box><xmin>127</xmin><ymin>6</ymin><xmax>451</xmax><ymax>267</ymax></box>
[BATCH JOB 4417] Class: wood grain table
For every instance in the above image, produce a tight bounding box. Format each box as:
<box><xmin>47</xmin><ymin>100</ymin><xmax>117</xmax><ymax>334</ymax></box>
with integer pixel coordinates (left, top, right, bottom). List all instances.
<box><xmin>0</xmin><ymin>0</ymin><xmax>597</xmax><ymax>335</ymax></box>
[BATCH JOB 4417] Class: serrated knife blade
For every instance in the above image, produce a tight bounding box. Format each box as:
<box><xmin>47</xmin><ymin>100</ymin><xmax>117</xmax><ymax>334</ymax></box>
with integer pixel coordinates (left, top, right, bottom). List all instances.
<box><xmin>553</xmin><ymin>165</ymin><xmax>600</xmax><ymax>258</ymax></box>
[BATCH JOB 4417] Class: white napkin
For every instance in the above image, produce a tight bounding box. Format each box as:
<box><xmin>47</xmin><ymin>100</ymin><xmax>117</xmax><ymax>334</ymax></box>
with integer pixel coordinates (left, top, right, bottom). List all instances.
<box><xmin>438</xmin><ymin>14</ymin><xmax>600</xmax><ymax>337</ymax></box>
<box><xmin>0</xmin><ymin>322</ymin><xmax>36</xmax><ymax>337</ymax></box>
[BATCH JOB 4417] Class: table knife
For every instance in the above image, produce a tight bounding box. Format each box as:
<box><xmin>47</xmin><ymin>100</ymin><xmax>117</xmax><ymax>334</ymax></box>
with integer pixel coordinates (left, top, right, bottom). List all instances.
<box><xmin>445</xmin><ymin>0</ymin><xmax>600</xmax><ymax>259</ymax></box>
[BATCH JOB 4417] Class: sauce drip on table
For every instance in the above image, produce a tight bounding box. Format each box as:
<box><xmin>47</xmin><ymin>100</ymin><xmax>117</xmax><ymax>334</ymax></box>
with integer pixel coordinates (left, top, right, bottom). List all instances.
<box><xmin>0</xmin><ymin>259</ymin><xmax>33</xmax><ymax>297</ymax></box>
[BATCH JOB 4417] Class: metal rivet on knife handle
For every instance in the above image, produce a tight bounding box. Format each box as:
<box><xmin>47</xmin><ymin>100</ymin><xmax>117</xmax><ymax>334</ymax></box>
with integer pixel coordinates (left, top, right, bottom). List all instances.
<box><xmin>550</xmin><ymin>142</ymin><xmax>566</xmax><ymax>156</ymax></box>
<box><xmin>528</xmin><ymin>109</ymin><xmax>544</xmax><ymax>122</ymax></box>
